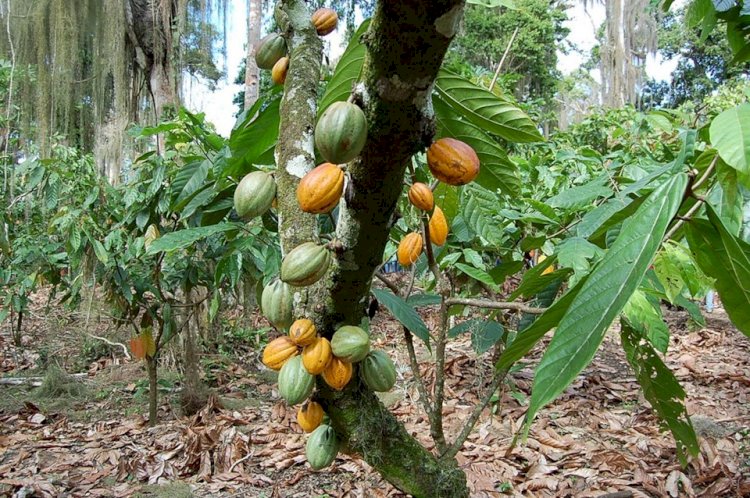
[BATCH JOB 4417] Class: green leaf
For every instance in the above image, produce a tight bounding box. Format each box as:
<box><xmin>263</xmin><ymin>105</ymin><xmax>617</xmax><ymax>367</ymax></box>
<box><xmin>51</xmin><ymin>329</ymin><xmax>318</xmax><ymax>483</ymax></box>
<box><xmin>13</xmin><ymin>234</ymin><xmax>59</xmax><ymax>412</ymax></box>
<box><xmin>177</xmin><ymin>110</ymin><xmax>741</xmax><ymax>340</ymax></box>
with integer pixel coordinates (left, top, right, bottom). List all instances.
<box><xmin>462</xmin><ymin>184</ymin><xmax>507</xmax><ymax>245</ymax></box>
<box><xmin>622</xmin><ymin>289</ymin><xmax>670</xmax><ymax>353</ymax></box>
<box><xmin>371</xmin><ymin>288</ymin><xmax>431</xmax><ymax>348</ymax></box>
<box><xmin>449</xmin><ymin>319</ymin><xmax>505</xmax><ymax>354</ymax></box>
<box><xmin>146</xmin><ymin>223</ymin><xmax>240</xmax><ymax>255</ymax></box>
<box><xmin>547</xmin><ymin>176</ymin><xmax>612</xmax><ymax>211</ymax></box>
<box><xmin>455</xmin><ymin>263</ymin><xmax>497</xmax><ymax>289</ymax></box>
<box><xmin>91</xmin><ymin>239</ymin><xmax>109</xmax><ymax>265</ymax></box>
<box><xmin>435</xmin><ymin>69</ymin><xmax>542</xmax><ymax>143</ymax></box>
<box><xmin>318</xmin><ymin>20</ymin><xmax>370</xmax><ymax>111</ymax></box>
<box><xmin>620</xmin><ymin>319</ymin><xmax>699</xmax><ymax>466</ymax></box>
<box><xmin>433</xmin><ymin>182</ymin><xmax>460</xmax><ymax>223</ymax></box>
<box><xmin>710</xmin><ymin>103</ymin><xmax>750</xmax><ymax>174</ymax></box>
<box><xmin>526</xmin><ymin>173</ymin><xmax>688</xmax><ymax>428</ymax></box>
<box><xmin>227</xmin><ymin>96</ymin><xmax>281</xmax><ymax>178</ymax></box>
<box><xmin>406</xmin><ymin>293</ymin><xmax>442</xmax><ymax>307</ymax></box>
<box><xmin>174</xmin><ymin>160</ymin><xmax>209</xmax><ymax>210</ymax></box>
<box><xmin>556</xmin><ymin>237</ymin><xmax>604</xmax><ymax>283</ymax></box>
<box><xmin>508</xmin><ymin>257</ymin><xmax>560</xmax><ymax>300</ymax></box>
<box><xmin>180</xmin><ymin>187</ymin><xmax>217</xmax><ymax>220</ymax></box>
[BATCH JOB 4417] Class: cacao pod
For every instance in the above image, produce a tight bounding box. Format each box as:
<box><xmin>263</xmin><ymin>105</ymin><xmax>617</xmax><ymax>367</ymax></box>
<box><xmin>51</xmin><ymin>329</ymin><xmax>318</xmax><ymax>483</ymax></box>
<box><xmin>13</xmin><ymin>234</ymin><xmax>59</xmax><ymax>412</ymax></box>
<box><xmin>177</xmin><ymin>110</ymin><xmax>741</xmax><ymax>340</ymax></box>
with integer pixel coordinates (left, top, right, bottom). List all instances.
<box><xmin>408</xmin><ymin>182</ymin><xmax>434</xmax><ymax>211</ymax></box>
<box><xmin>278</xmin><ymin>355</ymin><xmax>315</xmax><ymax>405</ymax></box>
<box><xmin>302</xmin><ymin>336</ymin><xmax>332</xmax><ymax>375</ymax></box>
<box><xmin>397</xmin><ymin>232</ymin><xmax>423</xmax><ymax>266</ymax></box>
<box><xmin>254</xmin><ymin>33</ymin><xmax>287</xmax><ymax>70</ymax></box>
<box><xmin>289</xmin><ymin>318</ymin><xmax>317</xmax><ymax>347</ymax></box>
<box><xmin>261</xmin><ymin>279</ymin><xmax>294</xmax><ymax>330</ymax></box>
<box><xmin>321</xmin><ymin>356</ymin><xmax>353</xmax><ymax>391</ymax></box>
<box><xmin>311</xmin><ymin>8</ymin><xmax>338</xmax><ymax>36</ymax></box>
<box><xmin>297</xmin><ymin>401</ymin><xmax>324</xmax><ymax>433</ymax></box>
<box><xmin>330</xmin><ymin>326</ymin><xmax>370</xmax><ymax>363</ymax></box>
<box><xmin>428</xmin><ymin>206</ymin><xmax>448</xmax><ymax>246</ymax></box>
<box><xmin>360</xmin><ymin>349</ymin><xmax>397</xmax><ymax>392</ymax></box>
<box><xmin>305</xmin><ymin>424</ymin><xmax>338</xmax><ymax>469</ymax></box>
<box><xmin>262</xmin><ymin>336</ymin><xmax>298</xmax><ymax>371</ymax></box>
<box><xmin>234</xmin><ymin>171</ymin><xmax>276</xmax><ymax>220</ymax></box>
<box><xmin>427</xmin><ymin>138</ymin><xmax>480</xmax><ymax>186</ymax></box>
<box><xmin>538</xmin><ymin>254</ymin><xmax>555</xmax><ymax>275</ymax></box>
<box><xmin>315</xmin><ymin>102</ymin><xmax>367</xmax><ymax>164</ymax></box>
<box><xmin>281</xmin><ymin>242</ymin><xmax>331</xmax><ymax>287</ymax></box>
<box><xmin>297</xmin><ymin>163</ymin><xmax>345</xmax><ymax>214</ymax></box>
<box><xmin>271</xmin><ymin>56</ymin><xmax>289</xmax><ymax>85</ymax></box>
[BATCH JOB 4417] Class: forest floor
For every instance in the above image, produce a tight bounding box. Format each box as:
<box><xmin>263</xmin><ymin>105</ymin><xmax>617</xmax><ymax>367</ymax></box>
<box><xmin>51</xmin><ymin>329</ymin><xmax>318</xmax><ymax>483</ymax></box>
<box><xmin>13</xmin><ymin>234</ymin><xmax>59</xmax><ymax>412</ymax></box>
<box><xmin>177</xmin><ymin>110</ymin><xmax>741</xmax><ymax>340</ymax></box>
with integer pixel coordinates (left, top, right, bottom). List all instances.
<box><xmin>1</xmin><ymin>290</ymin><xmax>749</xmax><ymax>498</ymax></box>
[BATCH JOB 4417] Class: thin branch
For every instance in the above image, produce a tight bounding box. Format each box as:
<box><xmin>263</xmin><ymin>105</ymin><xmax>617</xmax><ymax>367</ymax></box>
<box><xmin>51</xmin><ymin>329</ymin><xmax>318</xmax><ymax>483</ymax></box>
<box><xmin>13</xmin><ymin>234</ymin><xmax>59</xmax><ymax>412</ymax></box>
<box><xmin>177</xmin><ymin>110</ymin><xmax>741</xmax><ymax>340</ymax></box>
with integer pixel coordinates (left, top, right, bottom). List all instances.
<box><xmin>375</xmin><ymin>272</ymin><xmax>400</xmax><ymax>294</ymax></box>
<box><xmin>403</xmin><ymin>325</ymin><xmax>435</xmax><ymax>419</ymax></box>
<box><xmin>85</xmin><ymin>333</ymin><xmax>131</xmax><ymax>360</ymax></box>
<box><xmin>444</xmin><ymin>297</ymin><xmax>546</xmax><ymax>314</ymax></box>
<box><xmin>662</xmin><ymin>155</ymin><xmax>716</xmax><ymax>243</ymax></box>
<box><xmin>489</xmin><ymin>27</ymin><xmax>519</xmax><ymax>92</ymax></box>
<box><xmin>432</xmin><ymin>297</ymin><xmax>449</xmax><ymax>454</ymax></box>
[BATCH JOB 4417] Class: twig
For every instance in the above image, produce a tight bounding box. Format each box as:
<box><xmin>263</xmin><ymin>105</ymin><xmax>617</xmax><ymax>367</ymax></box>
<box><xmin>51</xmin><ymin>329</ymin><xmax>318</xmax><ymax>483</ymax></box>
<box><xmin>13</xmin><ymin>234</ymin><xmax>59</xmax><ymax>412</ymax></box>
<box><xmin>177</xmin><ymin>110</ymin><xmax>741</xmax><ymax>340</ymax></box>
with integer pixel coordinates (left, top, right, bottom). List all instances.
<box><xmin>375</xmin><ymin>272</ymin><xmax>401</xmax><ymax>294</ymax></box>
<box><xmin>403</xmin><ymin>326</ymin><xmax>435</xmax><ymax>419</ymax></box>
<box><xmin>663</xmin><ymin>197</ymin><xmax>707</xmax><ymax>242</ymax></box>
<box><xmin>85</xmin><ymin>333</ymin><xmax>132</xmax><ymax>360</ymax></box>
<box><xmin>228</xmin><ymin>450</ymin><xmax>254</xmax><ymax>473</ymax></box>
<box><xmin>444</xmin><ymin>297</ymin><xmax>546</xmax><ymax>314</ymax></box>
<box><xmin>489</xmin><ymin>27</ymin><xmax>519</xmax><ymax>92</ymax></box>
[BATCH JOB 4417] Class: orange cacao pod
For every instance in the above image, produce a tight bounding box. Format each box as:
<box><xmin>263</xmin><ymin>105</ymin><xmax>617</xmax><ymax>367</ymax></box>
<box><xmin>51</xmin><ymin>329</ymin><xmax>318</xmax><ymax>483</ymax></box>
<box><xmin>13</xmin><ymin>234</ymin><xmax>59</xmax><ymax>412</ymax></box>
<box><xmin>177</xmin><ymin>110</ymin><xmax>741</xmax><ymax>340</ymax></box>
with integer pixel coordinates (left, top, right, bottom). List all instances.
<box><xmin>428</xmin><ymin>206</ymin><xmax>448</xmax><ymax>246</ymax></box>
<box><xmin>397</xmin><ymin>232</ymin><xmax>423</xmax><ymax>266</ymax></box>
<box><xmin>426</xmin><ymin>138</ymin><xmax>480</xmax><ymax>186</ymax></box>
<box><xmin>297</xmin><ymin>401</ymin><xmax>324</xmax><ymax>433</ymax></box>
<box><xmin>321</xmin><ymin>356</ymin><xmax>353</xmax><ymax>391</ymax></box>
<box><xmin>311</xmin><ymin>8</ymin><xmax>338</xmax><ymax>36</ymax></box>
<box><xmin>297</xmin><ymin>163</ymin><xmax>345</xmax><ymax>214</ymax></box>
<box><xmin>408</xmin><ymin>182</ymin><xmax>434</xmax><ymax>211</ymax></box>
<box><xmin>289</xmin><ymin>318</ymin><xmax>317</xmax><ymax>347</ymax></box>
<box><xmin>262</xmin><ymin>336</ymin><xmax>298</xmax><ymax>371</ymax></box>
<box><xmin>271</xmin><ymin>56</ymin><xmax>289</xmax><ymax>85</ymax></box>
<box><xmin>302</xmin><ymin>337</ymin><xmax>333</xmax><ymax>375</ymax></box>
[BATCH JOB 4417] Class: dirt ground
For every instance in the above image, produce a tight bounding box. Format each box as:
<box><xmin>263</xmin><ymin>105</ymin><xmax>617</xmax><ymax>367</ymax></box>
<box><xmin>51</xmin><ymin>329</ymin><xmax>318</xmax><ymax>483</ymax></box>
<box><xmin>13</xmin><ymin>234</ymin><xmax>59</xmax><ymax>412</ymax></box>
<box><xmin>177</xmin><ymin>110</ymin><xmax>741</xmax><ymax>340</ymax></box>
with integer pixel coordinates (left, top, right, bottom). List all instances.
<box><xmin>1</xmin><ymin>291</ymin><xmax>749</xmax><ymax>497</ymax></box>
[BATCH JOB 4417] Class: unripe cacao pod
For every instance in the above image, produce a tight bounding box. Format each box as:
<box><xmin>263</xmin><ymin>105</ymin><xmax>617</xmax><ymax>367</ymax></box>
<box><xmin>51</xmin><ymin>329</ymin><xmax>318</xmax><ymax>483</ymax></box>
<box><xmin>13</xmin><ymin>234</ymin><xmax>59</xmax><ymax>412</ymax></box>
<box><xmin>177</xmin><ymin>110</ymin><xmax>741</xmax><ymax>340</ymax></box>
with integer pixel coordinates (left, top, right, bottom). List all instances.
<box><xmin>360</xmin><ymin>349</ymin><xmax>397</xmax><ymax>392</ymax></box>
<box><xmin>234</xmin><ymin>171</ymin><xmax>276</xmax><ymax>220</ymax></box>
<box><xmin>397</xmin><ymin>232</ymin><xmax>423</xmax><ymax>266</ymax></box>
<box><xmin>271</xmin><ymin>56</ymin><xmax>289</xmax><ymax>85</ymax></box>
<box><xmin>262</xmin><ymin>336</ymin><xmax>298</xmax><ymax>371</ymax></box>
<box><xmin>427</xmin><ymin>138</ymin><xmax>480</xmax><ymax>186</ymax></box>
<box><xmin>289</xmin><ymin>318</ymin><xmax>317</xmax><ymax>347</ymax></box>
<box><xmin>428</xmin><ymin>206</ymin><xmax>448</xmax><ymax>246</ymax></box>
<box><xmin>330</xmin><ymin>326</ymin><xmax>370</xmax><ymax>363</ymax></box>
<box><xmin>278</xmin><ymin>355</ymin><xmax>315</xmax><ymax>405</ymax></box>
<box><xmin>281</xmin><ymin>242</ymin><xmax>331</xmax><ymax>287</ymax></box>
<box><xmin>408</xmin><ymin>182</ymin><xmax>434</xmax><ymax>211</ymax></box>
<box><xmin>261</xmin><ymin>279</ymin><xmax>294</xmax><ymax>330</ymax></box>
<box><xmin>297</xmin><ymin>401</ymin><xmax>324</xmax><ymax>433</ymax></box>
<box><xmin>315</xmin><ymin>102</ymin><xmax>367</xmax><ymax>164</ymax></box>
<box><xmin>302</xmin><ymin>337</ymin><xmax>333</xmax><ymax>375</ymax></box>
<box><xmin>297</xmin><ymin>163</ymin><xmax>344</xmax><ymax>214</ymax></box>
<box><xmin>311</xmin><ymin>8</ymin><xmax>338</xmax><ymax>36</ymax></box>
<box><xmin>305</xmin><ymin>424</ymin><xmax>338</xmax><ymax>469</ymax></box>
<box><xmin>254</xmin><ymin>33</ymin><xmax>287</xmax><ymax>70</ymax></box>
<box><xmin>321</xmin><ymin>356</ymin><xmax>353</xmax><ymax>391</ymax></box>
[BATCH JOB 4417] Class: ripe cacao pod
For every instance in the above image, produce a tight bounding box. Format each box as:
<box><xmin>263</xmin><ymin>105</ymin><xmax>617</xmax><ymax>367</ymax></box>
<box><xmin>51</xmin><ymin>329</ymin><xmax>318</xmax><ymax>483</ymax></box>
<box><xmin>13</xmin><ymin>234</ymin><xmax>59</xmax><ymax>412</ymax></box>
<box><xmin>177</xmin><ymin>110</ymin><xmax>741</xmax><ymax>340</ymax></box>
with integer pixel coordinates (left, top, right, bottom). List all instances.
<box><xmin>360</xmin><ymin>349</ymin><xmax>397</xmax><ymax>392</ymax></box>
<box><xmin>427</xmin><ymin>138</ymin><xmax>480</xmax><ymax>186</ymax></box>
<box><xmin>302</xmin><ymin>337</ymin><xmax>332</xmax><ymax>375</ymax></box>
<box><xmin>397</xmin><ymin>232</ymin><xmax>423</xmax><ymax>266</ymax></box>
<box><xmin>281</xmin><ymin>242</ymin><xmax>331</xmax><ymax>287</ymax></box>
<box><xmin>321</xmin><ymin>356</ymin><xmax>353</xmax><ymax>391</ymax></box>
<box><xmin>428</xmin><ymin>206</ymin><xmax>448</xmax><ymax>246</ymax></box>
<box><xmin>262</xmin><ymin>336</ymin><xmax>298</xmax><ymax>371</ymax></box>
<box><xmin>315</xmin><ymin>102</ymin><xmax>367</xmax><ymax>164</ymax></box>
<box><xmin>330</xmin><ymin>326</ymin><xmax>370</xmax><ymax>363</ymax></box>
<box><xmin>305</xmin><ymin>424</ymin><xmax>338</xmax><ymax>469</ymax></box>
<box><xmin>254</xmin><ymin>33</ymin><xmax>287</xmax><ymax>70</ymax></box>
<box><xmin>271</xmin><ymin>56</ymin><xmax>289</xmax><ymax>85</ymax></box>
<box><xmin>408</xmin><ymin>182</ymin><xmax>434</xmax><ymax>211</ymax></box>
<box><xmin>538</xmin><ymin>254</ymin><xmax>555</xmax><ymax>275</ymax></box>
<box><xmin>234</xmin><ymin>171</ymin><xmax>276</xmax><ymax>220</ymax></box>
<box><xmin>297</xmin><ymin>163</ymin><xmax>345</xmax><ymax>214</ymax></box>
<box><xmin>311</xmin><ymin>8</ymin><xmax>338</xmax><ymax>36</ymax></box>
<box><xmin>261</xmin><ymin>279</ymin><xmax>294</xmax><ymax>330</ymax></box>
<box><xmin>297</xmin><ymin>401</ymin><xmax>324</xmax><ymax>433</ymax></box>
<box><xmin>278</xmin><ymin>355</ymin><xmax>315</xmax><ymax>405</ymax></box>
<box><xmin>289</xmin><ymin>318</ymin><xmax>317</xmax><ymax>347</ymax></box>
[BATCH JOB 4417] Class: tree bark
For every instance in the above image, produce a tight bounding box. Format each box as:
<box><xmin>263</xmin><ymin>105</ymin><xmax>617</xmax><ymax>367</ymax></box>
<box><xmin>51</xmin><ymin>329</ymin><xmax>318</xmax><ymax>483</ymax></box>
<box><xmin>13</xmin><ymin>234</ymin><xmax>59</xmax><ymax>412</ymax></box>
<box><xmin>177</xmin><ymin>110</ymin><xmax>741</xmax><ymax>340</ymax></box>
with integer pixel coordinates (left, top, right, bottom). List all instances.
<box><xmin>244</xmin><ymin>0</ymin><xmax>261</xmax><ymax>110</ymax></box>
<box><xmin>146</xmin><ymin>355</ymin><xmax>158</xmax><ymax>426</ymax></box>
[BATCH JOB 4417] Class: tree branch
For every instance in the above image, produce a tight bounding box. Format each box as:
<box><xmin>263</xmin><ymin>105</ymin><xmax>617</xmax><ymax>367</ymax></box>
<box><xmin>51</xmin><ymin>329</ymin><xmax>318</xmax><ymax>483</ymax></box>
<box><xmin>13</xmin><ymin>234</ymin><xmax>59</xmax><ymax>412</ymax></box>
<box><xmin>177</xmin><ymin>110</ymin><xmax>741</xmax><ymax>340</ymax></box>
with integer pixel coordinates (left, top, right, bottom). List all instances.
<box><xmin>444</xmin><ymin>297</ymin><xmax>547</xmax><ymax>314</ymax></box>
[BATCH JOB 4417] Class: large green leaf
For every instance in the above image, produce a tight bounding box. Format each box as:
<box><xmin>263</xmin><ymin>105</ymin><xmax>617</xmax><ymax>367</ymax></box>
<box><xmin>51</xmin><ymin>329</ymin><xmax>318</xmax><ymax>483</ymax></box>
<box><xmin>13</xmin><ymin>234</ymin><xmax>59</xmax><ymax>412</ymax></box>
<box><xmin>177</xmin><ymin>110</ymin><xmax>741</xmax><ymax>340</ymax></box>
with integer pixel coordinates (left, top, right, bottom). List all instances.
<box><xmin>709</xmin><ymin>103</ymin><xmax>750</xmax><ymax>174</ymax></box>
<box><xmin>146</xmin><ymin>223</ymin><xmax>241</xmax><ymax>255</ymax></box>
<box><xmin>622</xmin><ymin>289</ymin><xmax>670</xmax><ymax>353</ymax></box>
<box><xmin>547</xmin><ymin>176</ymin><xmax>613</xmax><ymax>211</ymax></box>
<box><xmin>525</xmin><ymin>173</ymin><xmax>688</xmax><ymax>427</ymax></box>
<box><xmin>620</xmin><ymin>319</ymin><xmax>699</xmax><ymax>466</ymax></box>
<box><xmin>435</xmin><ymin>69</ymin><xmax>542</xmax><ymax>143</ymax></box>
<box><xmin>433</xmin><ymin>182</ymin><xmax>460</xmax><ymax>223</ymax></box>
<box><xmin>371</xmin><ymin>288</ymin><xmax>431</xmax><ymax>348</ymax></box>
<box><xmin>318</xmin><ymin>20</ymin><xmax>370</xmax><ymax>112</ymax></box>
<box><xmin>433</xmin><ymin>96</ymin><xmax>520</xmax><ymax>196</ymax></box>
<box><xmin>462</xmin><ymin>184</ymin><xmax>507</xmax><ymax>245</ymax></box>
<box><xmin>448</xmin><ymin>319</ymin><xmax>505</xmax><ymax>354</ymax></box>
<box><xmin>226</xmin><ymin>97</ymin><xmax>281</xmax><ymax>179</ymax></box>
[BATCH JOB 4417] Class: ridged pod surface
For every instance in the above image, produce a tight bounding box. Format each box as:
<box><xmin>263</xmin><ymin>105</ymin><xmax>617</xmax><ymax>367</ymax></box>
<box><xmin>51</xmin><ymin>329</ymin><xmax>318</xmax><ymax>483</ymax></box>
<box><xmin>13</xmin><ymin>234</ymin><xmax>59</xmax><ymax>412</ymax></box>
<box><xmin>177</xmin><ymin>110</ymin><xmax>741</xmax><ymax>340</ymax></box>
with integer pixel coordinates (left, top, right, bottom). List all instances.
<box><xmin>302</xmin><ymin>337</ymin><xmax>332</xmax><ymax>375</ymax></box>
<box><xmin>408</xmin><ymin>182</ymin><xmax>434</xmax><ymax>211</ymax></box>
<box><xmin>261</xmin><ymin>279</ymin><xmax>294</xmax><ymax>330</ymax></box>
<box><xmin>330</xmin><ymin>326</ymin><xmax>370</xmax><ymax>363</ymax></box>
<box><xmin>262</xmin><ymin>336</ymin><xmax>298</xmax><ymax>371</ymax></box>
<box><xmin>360</xmin><ymin>349</ymin><xmax>397</xmax><ymax>392</ymax></box>
<box><xmin>428</xmin><ymin>206</ymin><xmax>449</xmax><ymax>246</ymax></box>
<box><xmin>254</xmin><ymin>33</ymin><xmax>286</xmax><ymax>70</ymax></box>
<box><xmin>234</xmin><ymin>171</ymin><xmax>276</xmax><ymax>220</ymax></box>
<box><xmin>314</xmin><ymin>102</ymin><xmax>367</xmax><ymax>164</ymax></box>
<box><xmin>281</xmin><ymin>242</ymin><xmax>331</xmax><ymax>287</ymax></box>
<box><xmin>297</xmin><ymin>163</ymin><xmax>344</xmax><ymax>214</ymax></box>
<box><xmin>297</xmin><ymin>401</ymin><xmax>324</xmax><ymax>433</ymax></box>
<box><xmin>427</xmin><ymin>138</ymin><xmax>480</xmax><ymax>186</ymax></box>
<box><xmin>321</xmin><ymin>356</ymin><xmax>353</xmax><ymax>391</ymax></box>
<box><xmin>289</xmin><ymin>318</ymin><xmax>317</xmax><ymax>346</ymax></box>
<box><xmin>271</xmin><ymin>56</ymin><xmax>289</xmax><ymax>85</ymax></box>
<box><xmin>305</xmin><ymin>424</ymin><xmax>338</xmax><ymax>470</ymax></box>
<box><xmin>311</xmin><ymin>8</ymin><xmax>338</xmax><ymax>36</ymax></box>
<box><xmin>278</xmin><ymin>355</ymin><xmax>315</xmax><ymax>405</ymax></box>
<box><xmin>397</xmin><ymin>232</ymin><xmax>423</xmax><ymax>266</ymax></box>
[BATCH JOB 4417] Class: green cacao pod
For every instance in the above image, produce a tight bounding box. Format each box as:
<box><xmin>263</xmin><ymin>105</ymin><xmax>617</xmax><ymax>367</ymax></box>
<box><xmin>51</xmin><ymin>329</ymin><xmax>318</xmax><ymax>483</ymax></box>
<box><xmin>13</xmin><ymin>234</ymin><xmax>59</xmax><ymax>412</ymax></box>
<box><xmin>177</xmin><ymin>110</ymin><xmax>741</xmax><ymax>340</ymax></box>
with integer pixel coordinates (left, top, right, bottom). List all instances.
<box><xmin>234</xmin><ymin>171</ymin><xmax>276</xmax><ymax>220</ymax></box>
<box><xmin>254</xmin><ymin>33</ymin><xmax>287</xmax><ymax>70</ymax></box>
<box><xmin>330</xmin><ymin>325</ymin><xmax>370</xmax><ymax>363</ymax></box>
<box><xmin>261</xmin><ymin>279</ymin><xmax>294</xmax><ymax>330</ymax></box>
<box><xmin>278</xmin><ymin>355</ymin><xmax>314</xmax><ymax>405</ymax></box>
<box><xmin>280</xmin><ymin>242</ymin><xmax>331</xmax><ymax>287</ymax></box>
<box><xmin>360</xmin><ymin>350</ymin><xmax>397</xmax><ymax>392</ymax></box>
<box><xmin>305</xmin><ymin>424</ymin><xmax>338</xmax><ymax>470</ymax></box>
<box><xmin>314</xmin><ymin>102</ymin><xmax>367</xmax><ymax>164</ymax></box>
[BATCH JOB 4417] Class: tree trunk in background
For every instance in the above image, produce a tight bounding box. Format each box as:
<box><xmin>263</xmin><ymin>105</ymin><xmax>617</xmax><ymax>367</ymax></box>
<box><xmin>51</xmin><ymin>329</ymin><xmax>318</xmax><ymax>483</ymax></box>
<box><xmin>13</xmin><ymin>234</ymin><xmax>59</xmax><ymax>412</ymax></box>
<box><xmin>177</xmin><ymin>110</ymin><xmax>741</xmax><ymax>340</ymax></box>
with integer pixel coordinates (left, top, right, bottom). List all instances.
<box><xmin>181</xmin><ymin>288</ymin><xmax>209</xmax><ymax>416</ymax></box>
<box><xmin>244</xmin><ymin>0</ymin><xmax>261</xmax><ymax>110</ymax></box>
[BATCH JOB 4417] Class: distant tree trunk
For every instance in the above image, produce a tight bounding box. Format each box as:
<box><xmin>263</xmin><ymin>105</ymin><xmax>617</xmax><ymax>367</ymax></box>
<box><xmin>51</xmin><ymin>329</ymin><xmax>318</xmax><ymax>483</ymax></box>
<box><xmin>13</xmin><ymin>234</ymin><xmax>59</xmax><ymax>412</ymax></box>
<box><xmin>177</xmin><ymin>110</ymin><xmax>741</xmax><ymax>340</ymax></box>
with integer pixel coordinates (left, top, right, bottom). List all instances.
<box><xmin>146</xmin><ymin>354</ymin><xmax>158</xmax><ymax>426</ymax></box>
<box><xmin>244</xmin><ymin>0</ymin><xmax>262</xmax><ymax>110</ymax></box>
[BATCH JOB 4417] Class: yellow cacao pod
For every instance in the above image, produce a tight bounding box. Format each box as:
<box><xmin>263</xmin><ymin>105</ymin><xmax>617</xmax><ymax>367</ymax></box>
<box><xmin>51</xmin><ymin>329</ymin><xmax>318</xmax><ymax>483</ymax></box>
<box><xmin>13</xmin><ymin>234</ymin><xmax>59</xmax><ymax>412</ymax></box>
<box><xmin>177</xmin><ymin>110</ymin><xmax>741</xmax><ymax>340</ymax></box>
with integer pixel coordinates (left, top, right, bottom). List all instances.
<box><xmin>427</xmin><ymin>138</ymin><xmax>480</xmax><ymax>186</ymax></box>
<box><xmin>428</xmin><ymin>206</ymin><xmax>448</xmax><ymax>246</ymax></box>
<box><xmin>297</xmin><ymin>163</ymin><xmax>345</xmax><ymax>214</ymax></box>
<box><xmin>262</xmin><ymin>336</ymin><xmax>298</xmax><ymax>371</ymax></box>
<box><xmin>408</xmin><ymin>182</ymin><xmax>434</xmax><ymax>211</ymax></box>
<box><xmin>271</xmin><ymin>56</ymin><xmax>289</xmax><ymax>85</ymax></box>
<box><xmin>397</xmin><ymin>232</ymin><xmax>423</xmax><ymax>266</ymax></box>
<box><xmin>297</xmin><ymin>401</ymin><xmax>324</xmax><ymax>433</ymax></box>
<box><xmin>289</xmin><ymin>318</ymin><xmax>317</xmax><ymax>347</ymax></box>
<box><xmin>311</xmin><ymin>8</ymin><xmax>338</xmax><ymax>36</ymax></box>
<box><xmin>302</xmin><ymin>337</ymin><xmax>333</xmax><ymax>375</ymax></box>
<box><xmin>321</xmin><ymin>356</ymin><xmax>353</xmax><ymax>391</ymax></box>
